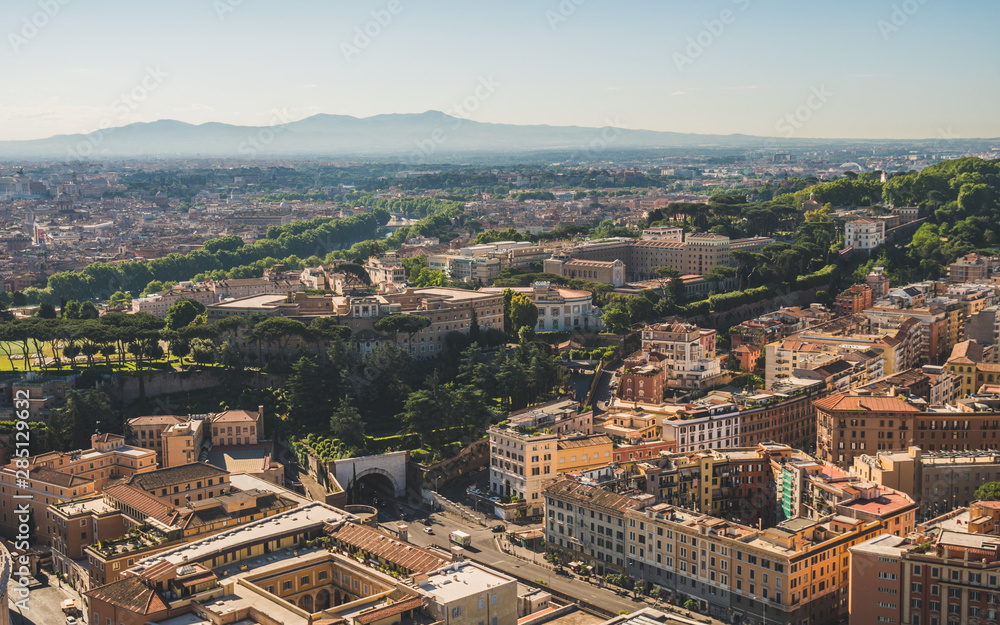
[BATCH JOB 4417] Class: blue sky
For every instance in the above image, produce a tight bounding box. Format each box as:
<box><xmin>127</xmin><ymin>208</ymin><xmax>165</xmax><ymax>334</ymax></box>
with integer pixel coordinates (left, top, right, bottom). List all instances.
<box><xmin>2</xmin><ymin>0</ymin><xmax>998</xmax><ymax>141</ymax></box>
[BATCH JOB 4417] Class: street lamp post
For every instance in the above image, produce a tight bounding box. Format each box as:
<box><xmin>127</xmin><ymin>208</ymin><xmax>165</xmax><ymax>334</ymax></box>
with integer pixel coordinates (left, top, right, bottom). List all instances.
<box><xmin>752</xmin><ymin>596</ymin><xmax>769</xmax><ymax>625</ymax></box>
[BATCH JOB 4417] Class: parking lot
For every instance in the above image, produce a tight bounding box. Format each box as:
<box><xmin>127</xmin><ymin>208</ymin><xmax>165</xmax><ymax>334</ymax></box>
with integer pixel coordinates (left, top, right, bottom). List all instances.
<box><xmin>9</xmin><ymin>579</ymin><xmax>84</xmax><ymax>625</ymax></box>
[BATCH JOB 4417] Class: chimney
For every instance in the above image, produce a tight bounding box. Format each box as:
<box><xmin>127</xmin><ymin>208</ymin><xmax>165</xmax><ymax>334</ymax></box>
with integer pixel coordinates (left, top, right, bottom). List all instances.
<box><xmin>258</xmin><ymin>404</ymin><xmax>265</xmax><ymax>439</ymax></box>
<box><xmin>397</xmin><ymin>524</ymin><xmax>408</xmax><ymax>542</ymax></box>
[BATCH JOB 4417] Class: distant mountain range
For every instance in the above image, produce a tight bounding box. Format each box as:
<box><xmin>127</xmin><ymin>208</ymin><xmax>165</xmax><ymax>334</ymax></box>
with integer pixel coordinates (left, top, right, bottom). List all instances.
<box><xmin>0</xmin><ymin>111</ymin><xmax>994</xmax><ymax>161</ymax></box>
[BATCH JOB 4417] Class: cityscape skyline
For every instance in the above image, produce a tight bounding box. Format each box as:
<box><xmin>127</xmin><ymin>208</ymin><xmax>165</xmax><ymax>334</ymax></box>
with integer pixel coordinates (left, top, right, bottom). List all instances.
<box><xmin>2</xmin><ymin>0</ymin><xmax>999</xmax><ymax>142</ymax></box>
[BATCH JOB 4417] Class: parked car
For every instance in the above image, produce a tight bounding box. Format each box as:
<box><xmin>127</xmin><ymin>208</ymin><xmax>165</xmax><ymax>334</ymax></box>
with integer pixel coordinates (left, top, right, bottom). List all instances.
<box><xmin>491</xmin><ymin>525</ymin><xmax>505</xmax><ymax>533</ymax></box>
<box><xmin>424</xmin><ymin>527</ymin><xmax>433</xmax><ymax>534</ymax></box>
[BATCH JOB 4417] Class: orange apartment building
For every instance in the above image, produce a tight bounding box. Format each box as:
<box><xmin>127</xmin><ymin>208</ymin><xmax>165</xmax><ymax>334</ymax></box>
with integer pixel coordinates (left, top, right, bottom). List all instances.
<box><xmin>834</xmin><ymin>284</ymin><xmax>873</xmax><ymax>316</ymax></box>
<box><xmin>0</xmin><ymin>434</ymin><xmax>156</xmax><ymax>548</ymax></box>
<box><xmin>850</xmin><ymin>500</ymin><xmax>1000</xmax><ymax>625</ymax></box>
<box><xmin>545</xmin><ymin>475</ymin><xmax>913</xmax><ymax>624</ymax></box>
<box><xmin>816</xmin><ymin>390</ymin><xmax>1000</xmax><ymax>469</ymax></box>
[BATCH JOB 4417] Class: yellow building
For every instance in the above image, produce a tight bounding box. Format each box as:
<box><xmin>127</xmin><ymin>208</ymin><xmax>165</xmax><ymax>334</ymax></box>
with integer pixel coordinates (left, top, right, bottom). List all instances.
<box><xmin>489</xmin><ymin>424</ymin><xmax>612</xmax><ymax>516</ymax></box>
<box><xmin>944</xmin><ymin>338</ymin><xmax>999</xmax><ymax>397</ymax></box>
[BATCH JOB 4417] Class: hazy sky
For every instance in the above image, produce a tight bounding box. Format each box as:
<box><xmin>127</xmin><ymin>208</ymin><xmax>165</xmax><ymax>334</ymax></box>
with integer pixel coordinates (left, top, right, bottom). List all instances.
<box><xmin>2</xmin><ymin>0</ymin><xmax>998</xmax><ymax>141</ymax></box>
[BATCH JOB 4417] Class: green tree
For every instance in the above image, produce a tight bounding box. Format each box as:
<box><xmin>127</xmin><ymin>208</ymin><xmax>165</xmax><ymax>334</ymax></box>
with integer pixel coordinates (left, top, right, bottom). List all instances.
<box><xmin>218</xmin><ymin>340</ymin><xmax>244</xmax><ymax>373</ymax></box>
<box><xmin>456</xmin><ymin>343</ymin><xmax>493</xmax><ymax>392</ymax></box>
<box><xmin>108</xmin><ymin>291</ymin><xmax>133</xmax><ymax>308</ymax></box>
<box><xmin>36</xmin><ymin>303</ymin><xmax>57</xmax><ymax>319</ymax></box>
<box><xmin>974</xmin><ymin>481</ymin><xmax>1000</xmax><ymax>501</ymax></box>
<box><xmin>165</xmin><ymin>298</ymin><xmax>205</xmax><ymax>331</ymax></box>
<box><xmin>51</xmin><ymin>389</ymin><xmax>117</xmax><ymax>450</ymax></box>
<box><xmin>374</xmin><ymin>314</ymin><xmax>431</xmax><ymax>344</ymax></box>
<box><xmin>400</xmin><ymin>371</ymin><xmax>447</xmax><ymax>446</ymax></box>
<box><xmin>62</xmin><ymin>342</ymin><xmax>81</xmax><ymax>367</ymax></box>
<box><xmin>409</xmin><ymin>267</ymin><xmax>448</xmax><ymax>288</ymax></box>
<box><xmin>78</xmin><ymin>301</ymin><xmax>100</xmax><ymax>319</ymax></box>
<box><xmin>189</xmin><ymin>338</ymin><xmax>216</xmax><ymax>365</ymax></box>
<box><xmin>329</xmin><ymin>397</ymin><xmax>366</xmax><ymax>452</ymax></box>
<box><xmin>250</xmin><ymin>317</ymin><xmax>310</xmax><ymax>362</ymax></box>
<box><xmin>703</xmin><ymin>265</ymin><xmax>737</xmax><ymax>292</ymax></box>
<box><xmin>141</xmin><ymin>280</ymin><xmax>177</xmax><ymax>297</ymax></box>
<box><xmin>602</xmin><ymin>303</ymin><xmax>632</xmax><ymax>336</ymax></box>
<box><xmin>62</xmin><ymin>300</ymin><xmax>80</xmax><ymax>320</ymax></box>
<box><xmin>508</xmin><ymin>293</ymin><xmax>538</xmax><ymax>335</ymax></box>
<box><xmin>286</xmin><ymin>355</ymin><xmax>330</xmax><ymax>431</ymax></box>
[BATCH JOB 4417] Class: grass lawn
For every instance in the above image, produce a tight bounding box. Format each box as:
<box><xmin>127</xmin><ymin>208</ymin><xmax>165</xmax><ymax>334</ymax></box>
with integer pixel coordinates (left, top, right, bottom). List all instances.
<box><xmin>0</xmin><ymin>340</ymin><xmax>57</xmax><ymax>372</ymax></box>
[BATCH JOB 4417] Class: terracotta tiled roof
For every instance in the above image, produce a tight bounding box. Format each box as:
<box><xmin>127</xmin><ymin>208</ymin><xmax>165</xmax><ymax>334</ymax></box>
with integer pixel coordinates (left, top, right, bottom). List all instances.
<box><xmin>354</xmin><ymin>597</ymin><xmax>424</xmax><ymax>625</ymax></box>
<box><xmin>543</xmin><ymin>478</ymin><xmax>643</xmax><ymax>513</ymax></box>
<box><xmin>212</xmin><ymin>409</ymin><xmax>259</xmax><ymax>423</ymax></box>
<box><xmin>122</xmin><ymin>462</ymin><xmax>228</xmax><ymax>492</ymax></box>
<box><xmin>86</xmin><ymin>576</ymin><xmax>169</xmax><ymax>614</ymax></box>
<box><xmin>558</xmin><ymin>435</ymin><xmax>612</xmax><ymax>450</ymax></box>
<box><xmin>102</xmin><ymin>482</ymin><xmax>176</xmax><ymax>525</ymax></box>
<box><xmin>92</xmin><ymin>433</ymin><xmax>124</xmax><ymax>444</ymax></box>
<box><xmin>326</xmin><ymin>522</ymin><xmax>446</xmax><ymax>574</ymax></box>
<box><xmin>206</xmin><ymin>443</ymin><xmax>273</xmax><ymax>474</ymax></box>
<box><xmin>128</xmin><ymin>415</ymin><xmax>185</xmax><ymax>427</ymax></box>
<box><xmin>813</xmin><ymin>393</ymin><xmax>920</xmax><ymax>413</ymax></box>
<box><xmin>27</xmin><ymin>465</ymin><xmax>92</xmax><ymax>488</ymax></box>
<box><xmin>949</xmin><ymin>340</ymin><xmax>985</xmax><ymax>363</ymax></box>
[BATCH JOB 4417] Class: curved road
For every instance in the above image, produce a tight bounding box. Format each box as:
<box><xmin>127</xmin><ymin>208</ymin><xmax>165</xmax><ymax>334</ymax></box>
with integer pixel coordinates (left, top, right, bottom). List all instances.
<box><xmin>381</xmin><ymin>505</ymin><xmax>721</xmax><ymax>624</ymax></box>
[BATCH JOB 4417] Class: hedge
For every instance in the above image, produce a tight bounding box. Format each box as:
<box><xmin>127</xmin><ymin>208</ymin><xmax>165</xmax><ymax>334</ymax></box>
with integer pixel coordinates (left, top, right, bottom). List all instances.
<box><xmin>794</xmin><ymin>264</ymin><xmax>838</xmax><ymax>290</ymax></box>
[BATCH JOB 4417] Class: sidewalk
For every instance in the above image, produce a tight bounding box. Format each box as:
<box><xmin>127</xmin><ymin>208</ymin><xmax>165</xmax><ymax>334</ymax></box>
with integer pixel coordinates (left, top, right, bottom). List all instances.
<box><xmin>298</xmin><ymin>471</ymin><xmax>331</xmax><ymax>503</ymax></box>
<box><xmin>495</xmin><ymin>537</ymin><xmax>726</xmax><ymax>625</ymax></box>
<box><xmin>53</xmin><ymin>576</ymin><xmax>90</xmax><ymax>624</ymax></box>
<box><xmin>497</xmin><ymin>535</ymin><xmax>552</xmax><ymax>569</ymax></box>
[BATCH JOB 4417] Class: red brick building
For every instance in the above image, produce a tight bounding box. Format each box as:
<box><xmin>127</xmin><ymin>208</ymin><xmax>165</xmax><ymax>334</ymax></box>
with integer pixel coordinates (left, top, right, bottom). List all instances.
<box><xmin>834</xmin><ymin>284</ymin><xmax>874</xmax><ymax>316</ymax></box>
<box><xmin>732</xmin><ymin>344</ymin><xmax>762</xmax><ymax>371</ymax></box>
<box><xmin>619</xmin><ymin>351</ymin><xmax>667</xmax><ymax>402</ymax></box>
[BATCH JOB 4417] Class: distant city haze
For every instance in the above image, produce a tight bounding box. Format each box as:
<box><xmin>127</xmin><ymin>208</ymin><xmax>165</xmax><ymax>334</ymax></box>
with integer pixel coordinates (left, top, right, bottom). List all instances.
<box><xmin>2</xmin><ymin>0</ymin><xmax>999</xmax><ymax>141</ymax></box>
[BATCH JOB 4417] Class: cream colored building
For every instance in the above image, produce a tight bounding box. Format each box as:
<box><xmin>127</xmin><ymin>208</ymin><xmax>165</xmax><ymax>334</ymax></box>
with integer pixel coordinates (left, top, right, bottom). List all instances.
<box><xmin>845</xmin><ymin>218</ymin><xmax>885</xmax><ymax>252</ymax></box>
<box><xmin>418</xmin><ymin>562</ymin><xmax>518</xmax><ymax>625</ymax></box>
<box><xmin>364</xmin><ymin>252</ymin><xmax>407</xmax><ymax>286</ymax></box>
<box><xmin>489</xmin><ymin>425</ymin><xmax>612</xmax><ymax>516</ymax></box>
<box><xmin>481</xmin><ymin>282</ymin><xmax>603</xmax><ymax>332</ymax></box>
<box><xmin>641</xmin><ymin>322</ymin><xmax>723</xmax><ymax>390</ymax></box>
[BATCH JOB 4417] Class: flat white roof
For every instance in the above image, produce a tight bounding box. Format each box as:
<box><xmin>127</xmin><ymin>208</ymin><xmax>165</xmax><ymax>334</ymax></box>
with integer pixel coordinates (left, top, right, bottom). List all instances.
<box><xmin>228</xmin><ymin>473</ymin><xmax>311</xmax><ymax>506</ymax></box>
<box><xmin>132</xmin><ymin>503</ymin><xmax>350</xmax><ymax>570</ymax></box>
<box><xmin>213</xmin><ymin>294</ymin><xmax>286</xmax><ymax>308</ymax></box>
<box><xmin>418</xmin><ymin>562</ymin><xmax>514</xmax><ymax>603</ymax></box>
